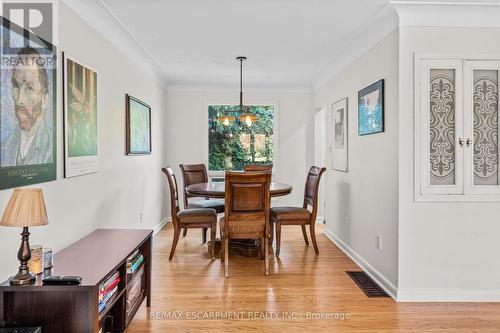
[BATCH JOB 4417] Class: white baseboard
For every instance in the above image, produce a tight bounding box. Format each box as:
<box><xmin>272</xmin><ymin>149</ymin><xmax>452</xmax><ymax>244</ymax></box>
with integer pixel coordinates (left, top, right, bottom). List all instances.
<box><xmin>397</xmin><ymin>288</ymin><xmax>500</xmax><ymax>302</ymax></box>
<box><xmin>316</xmin><ymin>217</ymin><xmax>325</xmax><ymax>224</ymax></box>
<box><xmin>322</xmin><ymin>228</ymin><xmax>397</xmax><ymax>300</ymax></box>
<box><xmin>154</xmin><ymin>217</ymin><xmax>171</xmax><ymax>236</ymax></box>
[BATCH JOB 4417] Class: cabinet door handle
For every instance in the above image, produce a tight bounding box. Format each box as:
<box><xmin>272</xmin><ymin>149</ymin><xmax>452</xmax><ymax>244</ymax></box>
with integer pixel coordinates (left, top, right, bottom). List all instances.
<box><xmin>466</xmin><ymin>138</ymin><xmax>472</xmax><ymax>147</ymax></box>
<box><xmin>458</xmin><ymin>138</ymin><xmax>464</xmax><ymax>147</ymax></box>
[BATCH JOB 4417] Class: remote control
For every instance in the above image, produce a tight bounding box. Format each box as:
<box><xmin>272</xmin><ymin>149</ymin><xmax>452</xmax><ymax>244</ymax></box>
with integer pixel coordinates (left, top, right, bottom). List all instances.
<box><xmin>43</xmin><ymin>275</ymin><xmax>82</xmax><ymax>285</ymax></box>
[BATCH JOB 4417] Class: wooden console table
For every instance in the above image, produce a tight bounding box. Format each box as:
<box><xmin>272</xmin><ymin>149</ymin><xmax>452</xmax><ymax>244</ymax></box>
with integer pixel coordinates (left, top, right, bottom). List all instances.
<box><xmin>0</xmin><ymin>229</ymin><xmax>153</xmax><ymax>333</ymax></box>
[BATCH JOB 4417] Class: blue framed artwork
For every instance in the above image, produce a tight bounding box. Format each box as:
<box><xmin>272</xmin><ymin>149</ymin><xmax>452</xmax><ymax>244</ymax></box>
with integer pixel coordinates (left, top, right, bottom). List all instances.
<box><xmin>358</xmin><ymin>79</ymin><xmax>384</xmax><ymax>135</ymax></box>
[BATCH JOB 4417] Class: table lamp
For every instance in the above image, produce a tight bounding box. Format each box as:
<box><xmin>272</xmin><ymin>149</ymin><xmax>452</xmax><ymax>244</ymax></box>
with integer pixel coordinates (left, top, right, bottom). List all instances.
<box><xmin>0</xmin><ymin>188</ymin><xmax>48</xmax><ymax>285</ymax></box>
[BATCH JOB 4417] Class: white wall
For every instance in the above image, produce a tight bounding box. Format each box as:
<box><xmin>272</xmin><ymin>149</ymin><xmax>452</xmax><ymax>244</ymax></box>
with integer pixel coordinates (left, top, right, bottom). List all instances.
<box><xmin>398</xmin><ymin>26</ymin><xmax>500</xmax><ymax>301</ymax></box>
<box><xmin>164</xmin><ymin>90</ymin><xmax>315</xmax><ymax>208</ymax></box>
<box><xmin>0</xmin><ymin>3</ymin><xmax>168</xmax><ymax>282</ymax></box>
<box><xmin>314</xmin><ymin>30</ymin><xmax>399</xmax><ymax>296</ymax></box>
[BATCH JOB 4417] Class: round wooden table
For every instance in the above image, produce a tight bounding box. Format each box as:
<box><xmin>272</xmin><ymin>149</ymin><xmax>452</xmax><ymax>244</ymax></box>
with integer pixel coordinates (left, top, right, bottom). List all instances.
<box><xmin>185</xmin><ymin>181</ymin><xmax>293</xmax><ymax>258</ymax></box>
<box><xmin>186</xmin><ymin>182</ymin><xmax>293</xmax><ymax>198</ymax></box>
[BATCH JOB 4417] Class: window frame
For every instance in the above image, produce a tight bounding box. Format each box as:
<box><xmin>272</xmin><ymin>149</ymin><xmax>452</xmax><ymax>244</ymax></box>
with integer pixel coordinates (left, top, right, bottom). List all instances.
<box><xmin>203</xmin><ymin>101</ymin><xmax>279</xmax><ymax>180</ymax></box>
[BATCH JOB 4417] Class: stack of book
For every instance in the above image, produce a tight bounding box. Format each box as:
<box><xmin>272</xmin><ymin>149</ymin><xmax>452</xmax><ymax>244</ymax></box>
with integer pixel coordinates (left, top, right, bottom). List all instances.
<box><xmin>127</xmin><ymin>250</ymin><xmax>144</xmax><ymax>274</ymax></box>
<box><xmin>98</xmin><ymin>272</ymin><xmax>120</xmax><ymax>313</ymax></box>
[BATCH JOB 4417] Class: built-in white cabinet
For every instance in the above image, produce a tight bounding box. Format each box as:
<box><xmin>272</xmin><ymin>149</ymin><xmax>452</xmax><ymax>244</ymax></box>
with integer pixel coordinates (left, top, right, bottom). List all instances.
<box><xmin>415</xmin><ymin>56</ymin><xmax>500</xmax><ymax>201</ymax></box>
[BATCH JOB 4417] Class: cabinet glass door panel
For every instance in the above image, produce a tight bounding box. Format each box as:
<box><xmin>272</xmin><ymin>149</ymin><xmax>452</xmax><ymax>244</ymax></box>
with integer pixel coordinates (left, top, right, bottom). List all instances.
<box><xmin>472</xmin><ymin>69</ymin><xmax>499</xmax><ymax>186</ymax></box>
<box><xmin>464</xmin><ymin>61</ymin><xmax>500</xmax><ymax>195</ymax></box>
<box><xmin>419</xmin><ymin>59</ymin><xmax>463</xmax><ymax>195</ymax></box>
<box><xmin>429</xmin><ymin>68</ymin><xmax>457</xmax><ymax>185</ymax></box>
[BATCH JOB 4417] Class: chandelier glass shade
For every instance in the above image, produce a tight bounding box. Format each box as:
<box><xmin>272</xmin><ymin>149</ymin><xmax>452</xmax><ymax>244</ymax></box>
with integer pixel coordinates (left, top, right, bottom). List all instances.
<box><xmin>240</xmin><ymin>111</ymin><xmax>257</xmax><ymax>127</ymax></box>
<box><xmin>219</xmin><ymin>114</ymin><xmax>235</xmax><ymax>126</ymax></box>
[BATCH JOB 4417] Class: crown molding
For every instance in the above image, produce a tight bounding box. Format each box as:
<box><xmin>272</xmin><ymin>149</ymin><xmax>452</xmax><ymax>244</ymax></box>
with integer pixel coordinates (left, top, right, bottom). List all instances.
<box><xmin>312</xmin><ymin>4</ymin><xmax>399</xmax><ymax>91</ymax></box>
<box><xmin>62</xmin><ymin>0</ymin><xmax>171</xmax><ymax>90</ymax></box>
<box><xmin>166</xmin><ymin>82</ymin><xmax>314</xmax><ymax>94</ymax></box>
<box><xmin>391</xmin><ymin>0</ymin><xmax>500</xmax><ymax>27</ymax></box>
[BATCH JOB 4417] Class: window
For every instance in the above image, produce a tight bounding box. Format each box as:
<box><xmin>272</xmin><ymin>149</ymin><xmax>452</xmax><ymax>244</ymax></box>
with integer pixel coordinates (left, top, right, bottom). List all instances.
<box><xmin>208</xmin><ymin>105</ymin><xmax>275</xmax><ymax>171</ymax></box>
<box><xmin>415</xmin><ymin>56</ymin><xmax>500</xmax><ymax>200</ymax></box>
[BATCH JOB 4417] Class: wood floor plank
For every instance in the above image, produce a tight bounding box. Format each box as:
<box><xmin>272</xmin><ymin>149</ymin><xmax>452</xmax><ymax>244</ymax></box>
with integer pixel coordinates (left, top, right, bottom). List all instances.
<box><xmin>125</xmin><ymin>223</ymin><xmax>500</xmax><ymax>332</ymax></box>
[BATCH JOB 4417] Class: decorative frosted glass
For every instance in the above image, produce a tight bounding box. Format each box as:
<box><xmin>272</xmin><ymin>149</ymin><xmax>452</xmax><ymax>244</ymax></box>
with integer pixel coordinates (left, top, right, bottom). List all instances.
<box><xmin>473</xmin><ymin>70</ymin><xmax>499</xmax><ymax>186</ymax></box>
<box><xmin>429</xmin><ymin>69</ymin><xmax>456</xmax><ymax>185</ymax></box>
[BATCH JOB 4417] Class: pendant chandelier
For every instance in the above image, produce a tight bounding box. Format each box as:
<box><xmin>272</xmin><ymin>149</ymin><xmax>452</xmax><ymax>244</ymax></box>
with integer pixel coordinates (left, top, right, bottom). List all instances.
<box><xmin>217</xmin><ymin>56</ymin><xmax>257</xmax><ymax>127</ymax></box>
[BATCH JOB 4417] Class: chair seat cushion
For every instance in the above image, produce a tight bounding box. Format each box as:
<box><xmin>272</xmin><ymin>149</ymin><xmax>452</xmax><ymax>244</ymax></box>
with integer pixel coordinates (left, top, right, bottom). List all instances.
<box><xmin>219</xmin><ymin>217</ymin><xmax>265</xmax><ymax>235</ymax></box>
<box><xmin>187</xmin><ymin>199</ymin><xmax>225</xmax><ymax>213</ymax></box>
<box><xmin>270</xmin><ymin>207</ymin><xmax>311</xmax><ymax>222</ymax></box>
<box><xmin>177</xmin><ymin>208</ymin><xmax>217</xmax><ymax>224</ymax></box>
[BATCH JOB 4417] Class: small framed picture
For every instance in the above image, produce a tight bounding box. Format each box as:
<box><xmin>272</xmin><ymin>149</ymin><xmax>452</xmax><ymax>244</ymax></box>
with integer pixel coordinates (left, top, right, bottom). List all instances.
<box><xmin>332</xmin><ymin>98</ymin><xmax>348</xmax><ymax>172</ymax></box>
<box><xmin>358</xmin><ymin>79</ymin><xmax>384</xmax><ymax>136</ymax></box>
<box><xmin>126</xmin><ymin>94</ymin><xmax>151</xmax><ymax>155</ymax></box>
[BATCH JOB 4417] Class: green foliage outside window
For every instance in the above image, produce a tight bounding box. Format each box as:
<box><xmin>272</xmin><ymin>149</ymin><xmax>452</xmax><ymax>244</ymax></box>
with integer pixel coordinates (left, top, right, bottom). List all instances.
<box><xmin>208</xmin><ymin>105</ymin><xmax>274</xmax><ymax>171</ymax></box>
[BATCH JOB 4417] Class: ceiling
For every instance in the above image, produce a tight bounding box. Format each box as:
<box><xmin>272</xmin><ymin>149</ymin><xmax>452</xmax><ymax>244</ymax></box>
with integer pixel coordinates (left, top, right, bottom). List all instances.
<box><xmin>70</xmin><ymin>0</ymin><xmax>393</xmax><ymax>91</ymax></box>
<box><xmin>64</xmin><ymin>0</ymin><xmax>499</xmax><ymax>91</ymax></box>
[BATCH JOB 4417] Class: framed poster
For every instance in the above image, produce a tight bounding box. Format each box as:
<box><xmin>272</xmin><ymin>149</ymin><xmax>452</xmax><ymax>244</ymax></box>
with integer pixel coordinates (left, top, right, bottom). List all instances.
<box><xmin>358</xmin><ymin>79</ymin><xmax>384</xmax><ymax>135</ymax></box>
<box><xmin>63</xmin><ymin>53</ymin><xmax>98</xmax><ymax>177</ymax></box>
<box><xmin>126</xmin><ymin>94</ymin><xmax>151</xmax><ymax>155</ymax></box>
<box><xmin>0</xmin><ymin>17</ymin><xmax>57</xmax><ymax>190</ymax></box>
<box><xmin>332</xmin><ymin>98</ymin><xmax>348</xmax><ymax>172</ymax></box>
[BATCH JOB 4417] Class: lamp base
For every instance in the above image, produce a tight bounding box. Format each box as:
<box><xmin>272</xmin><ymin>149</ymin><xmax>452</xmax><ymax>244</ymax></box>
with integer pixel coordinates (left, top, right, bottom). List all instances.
<box><xmin>9</xmin><ymin>226</ymin><xmax>36</xmax><ymax>286</ymax></box>
<box><xmin>9</xmin><ymin>270</ymin><xmax>36</xmax><ymax>286</ymax></box>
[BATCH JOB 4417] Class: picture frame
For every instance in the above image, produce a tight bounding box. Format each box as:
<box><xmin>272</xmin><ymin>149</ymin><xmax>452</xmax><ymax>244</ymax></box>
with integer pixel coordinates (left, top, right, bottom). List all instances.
<box><xmin>0</xmin><ymin>17</ymin><xmax>57</xmax><ymax>190</ymax></box>
<box><xmin>126</xmin><ymin>94</ymin><xmax>152</xmax><ymax>155</ymax></box>
<box><xmin>63</xmin><ymin>53</ymin><xmax>98</xmax><ymax>178</ymax></box>
<box><xmin>332</xmin><ymin>98</ymin><xmax>348</xmax><ymax>172</ymax></box>
<box><xmin>358</xmin><ymin>79</ymin><xmax>384</xmax><ymax>136</ymax></box>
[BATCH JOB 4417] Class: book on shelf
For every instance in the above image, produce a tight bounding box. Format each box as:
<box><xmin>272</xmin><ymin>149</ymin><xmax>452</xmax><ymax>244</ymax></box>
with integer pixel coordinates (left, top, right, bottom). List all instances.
<box><xmin>98</xmin><ymin>285</ymin><xmax>119</xmax><ymax>313</ymax></box>
<box><xmin>127</xmin><ymin>249</ymin><xmax>140</xmax><ymax>263</ymax></box>
<box><xmin>99</xmin><ymin>272</ymin><xmax>119</xmax><ymax>295</ymax></box>
<box><xmin>98</xmin><ymin>301</ymin><xmax>106</xmax><ymax>313</ymax></box>
<box><xmin>98</xmin><ymin>271</ymin><xmax>120</xmax><ymax>313</ymax></box>
<box><xmin>127</xmin><ymin>251</ymin><xmax>141</xmax><ymax>265</ymax></box>
<box><xmin>99</xmin><ymin>276</ymin><xmax>120</xmax><ymax>301</ymax></box>
<box><xmin>127</xmin><ymin>254</ymin><xmax>144</xmax><ymax>274</ymax></box>
<box><xmin>126</xmin><ymin>257</ymin><xmax>138</xmax><ymax>268</ymax></box>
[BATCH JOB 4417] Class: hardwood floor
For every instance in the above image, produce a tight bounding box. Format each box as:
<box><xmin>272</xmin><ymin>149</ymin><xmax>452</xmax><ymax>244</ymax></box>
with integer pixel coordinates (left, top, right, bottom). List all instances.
<box><xmin>126</xmin><ymin>223</ymin><xmax>500</xmax><ymax>332</ymax></box>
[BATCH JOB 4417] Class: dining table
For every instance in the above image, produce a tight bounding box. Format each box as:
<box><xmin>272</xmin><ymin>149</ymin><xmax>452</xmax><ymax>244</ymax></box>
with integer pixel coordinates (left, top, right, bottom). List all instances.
<box><xmin>185</xmin><ymin>181</ymin><xmax>293</xmax><ymax>199</ymax></box>
<box><xmin>185</xmin><ymin>181</ymin><xmax>293</xmax><ymax>257</ymax></box>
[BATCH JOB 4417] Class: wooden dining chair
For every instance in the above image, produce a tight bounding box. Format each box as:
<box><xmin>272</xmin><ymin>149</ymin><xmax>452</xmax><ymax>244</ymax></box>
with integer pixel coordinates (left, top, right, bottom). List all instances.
<box><xmin>220</xmin><ymin>171</ymin><xmax>272</xmax><ymax>277</ymax></box>
<box><xmin>179</xmin><ymin>164</ymin><xmax>225</xmax><ymax>241</ymax></box>
<box><xmin>244</xmin><ymin>164</ymin><xmax>273</xmax><ymax>172</ymax></box>
<box><xmin>162</xmin><ymin>167</ymin><xmax>217</xmax><ymax>260</ymax></box>
<box><xmin>270</xmin><ymin>166</ymin><xmax>326</xmax><ymax>256</ymax></box>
